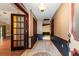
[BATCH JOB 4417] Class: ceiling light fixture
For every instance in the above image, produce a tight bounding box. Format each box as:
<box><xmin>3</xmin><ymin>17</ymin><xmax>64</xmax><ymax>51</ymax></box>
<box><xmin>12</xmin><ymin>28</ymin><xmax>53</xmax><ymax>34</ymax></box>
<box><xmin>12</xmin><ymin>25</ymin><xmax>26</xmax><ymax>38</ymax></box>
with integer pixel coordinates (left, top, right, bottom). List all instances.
<box><xmin>39</xmin><ymin>3</ymin><xmax>46</xmax><ymax>12</ymax></box>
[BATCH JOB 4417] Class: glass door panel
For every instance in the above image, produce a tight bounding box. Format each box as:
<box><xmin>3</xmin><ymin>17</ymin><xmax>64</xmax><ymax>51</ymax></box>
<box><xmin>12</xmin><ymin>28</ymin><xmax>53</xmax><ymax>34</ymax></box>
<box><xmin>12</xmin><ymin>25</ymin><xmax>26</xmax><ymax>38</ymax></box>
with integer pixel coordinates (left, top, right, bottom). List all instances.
<box><xmin>21</xmin><ymin>23</ymin><xmax>24</xmax><ymax>28</ymax></box>
<box><xmin>11</xmin><ymin>14</ymin><xmax>27</xmax><ymax>50</ymax></box>
<box><xmin>13</xmin><ymin>16</ymin><xmax>17</xmax><ymax>22</ymax></box>
<box><xmin>21</xmin><ymin>17</ymin><xmax>24</xmax><ymax>22</ymax></box>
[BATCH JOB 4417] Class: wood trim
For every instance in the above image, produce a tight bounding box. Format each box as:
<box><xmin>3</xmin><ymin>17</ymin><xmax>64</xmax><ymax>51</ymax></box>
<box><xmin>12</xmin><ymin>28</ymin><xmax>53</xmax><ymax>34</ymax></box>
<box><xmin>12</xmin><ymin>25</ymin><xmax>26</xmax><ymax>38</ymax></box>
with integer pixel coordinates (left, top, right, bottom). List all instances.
<box><xmin>28</xmin><ymin>36</ymin><xmax>37</xmax><ymax>49</ymax></box>
<box><xmin>11</xmin><ymin>14</ymin><xmax>27</xmax><ymax>50</ymax></box>
<box><xmin>50</xmin><ymin>19</ymin><xmax>54</xmax><ymax>36</ymax></box>
<box><xmin>11</xmin><ymin>4</ymin><xmax>29</xmax><ymax>50</ymax></box>
<box><xmin>44</xmin><ymin>19</ymin><xmax>49</xmax><ymax>20</ymax></box>
<box><xmin>43</xmin><ymin>24</ymin><xmax>50</xmax><ymax>26</ymax></box>
<box><xmin>14</xmin><ymin>3</ymin><xmax>37</xmax><ymax>49</ymax></box>
<box><xmin>54</xmin><ymin>35</ymin><xmax>68</xmax><ymax>43</ymax></box>
<box><xmin>14</xmin><ymin>3</ymin><xmax>28</xmax><ymax>15</ymax></box>
<box><xmin>27</xmin><ymin>17</ymin><xmax>37</xmax><ymax>49</ymax></box>
<box><xmin>31</xmin><ymin>36</ymin><xmax>37</xmax><ymax>48</ymax></box>
<box><xmin>43</xmin><ymin>32</ymin><xmax>50</xmax><ymax>35</ymax></box>
<box><xmin>32</xmin><ymin>17</ymin><xmax>37</xmax><ymax>48</ymax></box>
<box><xmin>14</xmin><ymin>3</ymin><xmax>29</xmax><ymax>48</ymax></box>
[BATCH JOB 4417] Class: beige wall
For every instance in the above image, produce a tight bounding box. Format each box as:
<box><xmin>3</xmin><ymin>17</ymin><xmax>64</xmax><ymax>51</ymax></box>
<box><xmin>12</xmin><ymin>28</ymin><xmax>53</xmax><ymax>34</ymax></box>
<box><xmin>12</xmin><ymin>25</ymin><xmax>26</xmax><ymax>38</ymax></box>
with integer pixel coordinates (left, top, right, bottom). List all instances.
<box><xmin>54</xmin><ymin>3</ymin><xmax>71</xmax><ymax>41</ymax></box>
<box><xmin>29</xmin><ymin>10</ymin><xmax>34</xmax><ymax>37</ymax></box>
<box><xmin>43</xmin><ymin>20</ymin><xmax>50</xmax><ymax>33</ymax></box>
<box><xmin>43</xmin><ymin>25</ymin><xmax>51</xmax><ymax>33</ymax></box>
<box><xmin>29</xmin><ymin>10</ymin><xmax>38</xmax><ymax>36</ymax></box>
<box><xmin>28</xmin><ymin>10</ymin><xmax>37</xmax><ymax>48</ymax></box>
<box><xmin>37</xmin><ymin>20</ymin><xmax>42</xmax><ymax>34</ymax></box>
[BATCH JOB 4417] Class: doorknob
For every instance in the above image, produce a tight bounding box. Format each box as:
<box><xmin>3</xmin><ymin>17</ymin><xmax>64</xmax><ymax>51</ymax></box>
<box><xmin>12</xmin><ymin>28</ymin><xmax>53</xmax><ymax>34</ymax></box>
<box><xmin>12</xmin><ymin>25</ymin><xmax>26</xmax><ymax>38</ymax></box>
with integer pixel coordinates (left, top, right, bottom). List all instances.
<box><xmin>26</xmin><ymin>30</ymin><xmax>27</xmax><ymax>32</ymax></box>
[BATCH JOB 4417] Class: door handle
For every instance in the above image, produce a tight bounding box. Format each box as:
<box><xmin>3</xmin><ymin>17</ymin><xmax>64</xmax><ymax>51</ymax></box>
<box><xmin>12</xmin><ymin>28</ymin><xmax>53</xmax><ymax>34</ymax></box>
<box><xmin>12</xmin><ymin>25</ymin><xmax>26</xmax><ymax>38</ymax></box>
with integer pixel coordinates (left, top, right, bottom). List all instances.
<box><xmin>26</xmin><ymin>30</ymin><xmax>27</xmax><ymax>32</ymax></box>
<box><xmin>68</xmin><ymin>33</ymin><xmax>71</xmax><ymax>43</ymax></box>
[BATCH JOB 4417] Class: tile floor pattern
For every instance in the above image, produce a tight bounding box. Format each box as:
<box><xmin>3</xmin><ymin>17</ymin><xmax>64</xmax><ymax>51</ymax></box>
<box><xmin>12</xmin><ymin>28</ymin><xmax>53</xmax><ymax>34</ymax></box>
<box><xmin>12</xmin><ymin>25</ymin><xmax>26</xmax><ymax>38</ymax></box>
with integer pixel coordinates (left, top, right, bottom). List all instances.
<box><xmin>21</xmin><ymin>40</ymin><xmax>62</xmax><ymax>56</ymax></box>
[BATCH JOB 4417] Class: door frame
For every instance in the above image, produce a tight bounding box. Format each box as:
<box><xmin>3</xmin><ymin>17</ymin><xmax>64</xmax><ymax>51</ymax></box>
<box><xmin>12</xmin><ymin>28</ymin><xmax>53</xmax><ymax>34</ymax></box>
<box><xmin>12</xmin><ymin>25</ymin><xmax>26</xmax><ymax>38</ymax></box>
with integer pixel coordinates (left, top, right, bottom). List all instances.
<box><xmin>50</xmin><ymin>18</ymin><xmax>54</xmax><ymax>40</ymax></box>
<box><xmin>11</xmin><ymin>3</ymin><xmax>29</xmax><ymax>50</ymax></box>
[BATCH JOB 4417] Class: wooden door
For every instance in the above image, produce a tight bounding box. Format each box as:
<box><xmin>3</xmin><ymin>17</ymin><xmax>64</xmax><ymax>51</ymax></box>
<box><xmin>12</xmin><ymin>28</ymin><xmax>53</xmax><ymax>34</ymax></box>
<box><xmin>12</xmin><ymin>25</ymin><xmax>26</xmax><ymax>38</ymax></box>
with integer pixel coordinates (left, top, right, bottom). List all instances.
<box><xmin>11</xmin><ymin>14</ymin><xmax>28</xmax><ymax>50</ymax></box>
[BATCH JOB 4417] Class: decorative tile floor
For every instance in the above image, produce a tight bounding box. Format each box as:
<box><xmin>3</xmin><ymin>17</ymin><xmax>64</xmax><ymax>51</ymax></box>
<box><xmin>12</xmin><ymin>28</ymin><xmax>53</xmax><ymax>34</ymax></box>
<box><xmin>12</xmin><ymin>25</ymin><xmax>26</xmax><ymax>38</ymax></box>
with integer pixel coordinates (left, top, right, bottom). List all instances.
<box><xmin>21</xmin><ymin>40</ymin><xmax>62</xmax><ymax>56</ymax></box>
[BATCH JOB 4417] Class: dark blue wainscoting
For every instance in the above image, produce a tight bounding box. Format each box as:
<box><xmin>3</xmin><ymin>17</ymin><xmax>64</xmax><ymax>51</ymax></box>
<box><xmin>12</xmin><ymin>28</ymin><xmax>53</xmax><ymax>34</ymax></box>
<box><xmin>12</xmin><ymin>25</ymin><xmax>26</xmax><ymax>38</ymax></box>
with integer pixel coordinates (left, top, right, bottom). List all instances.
<box><xmin>37</xmin><ymin>34</ymin><xmax>43</xmax><ymax>40</ymax></box>
<box><xmin>51</xmin><ymin>35</ymin><xmax>69</xmax><ymax>56</ymax></box>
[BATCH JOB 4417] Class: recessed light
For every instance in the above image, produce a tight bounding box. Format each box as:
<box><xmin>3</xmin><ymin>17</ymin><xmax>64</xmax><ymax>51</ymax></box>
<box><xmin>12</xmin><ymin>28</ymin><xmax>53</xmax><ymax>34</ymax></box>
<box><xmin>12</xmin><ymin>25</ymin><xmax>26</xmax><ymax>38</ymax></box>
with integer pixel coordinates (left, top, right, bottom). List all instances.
<box><xmin>40</xmin><ymin>9</ymin><xmax>44</xmax><ymax>12</ymax></box>
<box><xmin>3</xmin><ymin>12</ymin><xmax>7</xmax><ymax>14</ymax></box>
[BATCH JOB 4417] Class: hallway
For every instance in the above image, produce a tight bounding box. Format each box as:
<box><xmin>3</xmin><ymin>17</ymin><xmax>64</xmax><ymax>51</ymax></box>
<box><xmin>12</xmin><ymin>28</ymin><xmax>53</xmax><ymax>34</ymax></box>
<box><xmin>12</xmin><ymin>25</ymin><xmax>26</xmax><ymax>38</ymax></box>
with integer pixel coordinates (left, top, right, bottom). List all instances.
<box><xmin>0</xmin><ymin>3</ymin><xmax>72</xmax><ymax>56</ymax></box>
<box><xmin>22</xmin><ymin>40</ymin><xmax>62</xmax><ymax>56</ymax></box>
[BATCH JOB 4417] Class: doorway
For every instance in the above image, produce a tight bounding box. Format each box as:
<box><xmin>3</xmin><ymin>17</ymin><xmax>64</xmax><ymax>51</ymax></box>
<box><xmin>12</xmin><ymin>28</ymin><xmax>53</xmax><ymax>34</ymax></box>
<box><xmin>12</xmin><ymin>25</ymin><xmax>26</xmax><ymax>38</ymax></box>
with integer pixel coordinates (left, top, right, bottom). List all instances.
<box><xmin>11</xmin><ymin>14</ymin><xmax>28</xmax><ymax>50</ymax></box>
<box><xmin>42</xmin><ymin>19</ymin><xmax>51</xmax><ymax>40</ymax></box>
<box><xmin>0</xmin><ymin>3</ymin><xmax>28</xmax><ymax>55</ymax></box>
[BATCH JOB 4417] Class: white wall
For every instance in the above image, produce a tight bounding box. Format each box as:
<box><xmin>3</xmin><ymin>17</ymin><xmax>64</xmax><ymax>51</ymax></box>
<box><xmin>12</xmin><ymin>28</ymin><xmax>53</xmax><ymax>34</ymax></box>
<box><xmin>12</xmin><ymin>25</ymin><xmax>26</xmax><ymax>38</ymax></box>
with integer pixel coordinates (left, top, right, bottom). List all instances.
<box><xmin>37</xmin><ymin>20</ymin><xmax>42</xmax><ymax>34</ymax></box>
<box><xmin>43</xmin><ymin>25</ymin><xmax>51</xmax><ymax>33</ymax></box>
<box><xmin>43</xmin><ymin>20</ymin><xmax>50</xmax><ymax>33</ymax></box>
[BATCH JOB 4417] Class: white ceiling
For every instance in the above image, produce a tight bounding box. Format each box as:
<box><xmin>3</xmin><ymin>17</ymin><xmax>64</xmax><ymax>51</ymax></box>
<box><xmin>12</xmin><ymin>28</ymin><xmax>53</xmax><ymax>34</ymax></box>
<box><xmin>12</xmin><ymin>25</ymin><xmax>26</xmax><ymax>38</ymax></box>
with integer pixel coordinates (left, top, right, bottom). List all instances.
<box><xmin>23</xmin><ymin>3</ymin><xmax>61</xmax><ymax>20</ymax></box>
<box><xmin>0</xmin><ymin>3</ymin><xmax>20</xmax><ymax>25</ymax></box>
<box><xmin>0</xmin><ymin>3</ymin><xmax>18</xmax><ymax>13</ymax></box>
<box><xmin>0</xmin><ymin>3</ymin><xmax>61</xmax><ymax>25</ymax></box>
